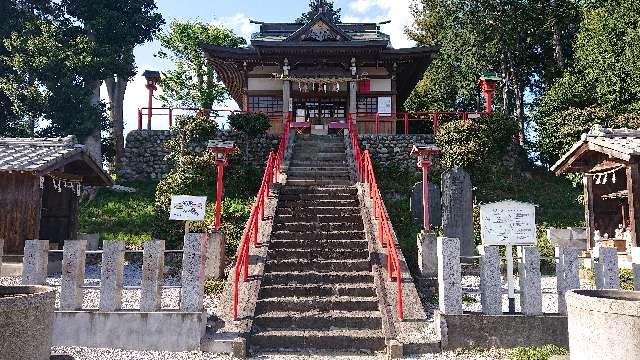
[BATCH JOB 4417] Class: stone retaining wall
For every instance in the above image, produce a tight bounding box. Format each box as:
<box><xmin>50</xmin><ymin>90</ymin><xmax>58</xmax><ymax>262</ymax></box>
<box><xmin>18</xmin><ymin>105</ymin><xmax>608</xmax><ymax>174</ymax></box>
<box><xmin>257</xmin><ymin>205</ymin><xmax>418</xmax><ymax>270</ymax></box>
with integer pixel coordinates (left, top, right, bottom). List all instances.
<box><xmin>118</xmin><ymin>130</ymin><xmax>280</xmax><ymax>181</ymax></box>
<box><xmin>358</xmin><ymin>134</ymin><xmax>435</xmax><ymax>169</ymax></box>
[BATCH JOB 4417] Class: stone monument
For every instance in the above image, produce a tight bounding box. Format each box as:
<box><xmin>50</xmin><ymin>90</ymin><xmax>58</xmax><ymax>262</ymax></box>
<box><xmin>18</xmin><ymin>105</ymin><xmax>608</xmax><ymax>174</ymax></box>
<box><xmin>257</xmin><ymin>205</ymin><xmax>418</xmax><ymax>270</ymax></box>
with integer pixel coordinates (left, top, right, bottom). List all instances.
<box><xmin>410</xmin><ymin>182</ymin><xmax>442</xmax><ymax>227</ymax></box>
<box><xmin>441</xmin><ymin>167</ymin><xmax>474</xmax><ymax>256</ymax></box>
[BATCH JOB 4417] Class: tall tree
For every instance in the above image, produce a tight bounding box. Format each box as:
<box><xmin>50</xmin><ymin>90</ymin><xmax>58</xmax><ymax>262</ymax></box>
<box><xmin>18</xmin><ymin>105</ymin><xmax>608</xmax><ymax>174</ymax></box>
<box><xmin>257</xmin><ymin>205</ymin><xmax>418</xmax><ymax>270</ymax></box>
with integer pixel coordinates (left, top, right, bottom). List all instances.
<box><xmin>156</xmin><ymin>21</ymin><xmax>246</xmax><ymax>110</ymax></box>
<box><xmin>297</xmin><ymin>0</ymin><xmax>341</xmax><ymax>23</ymax></box>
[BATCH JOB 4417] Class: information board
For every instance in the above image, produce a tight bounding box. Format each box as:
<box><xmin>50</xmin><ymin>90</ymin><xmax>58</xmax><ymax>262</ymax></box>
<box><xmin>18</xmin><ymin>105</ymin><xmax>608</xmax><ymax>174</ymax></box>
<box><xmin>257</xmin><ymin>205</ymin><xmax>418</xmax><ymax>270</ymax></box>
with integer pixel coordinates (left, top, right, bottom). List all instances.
<box><xmin>378</xmin><ymin>96</ymin><xmax>392</xmax><ymax>115</ymax></box>
<box><xmin>169</xmin><ymin>195</ymin><xmax>207</xmax><ymax>221</ymax></box>
<box><xmin>480</xmin><ymin>200</ymin><xmax>536</xmax><ymax>245</ymax></box>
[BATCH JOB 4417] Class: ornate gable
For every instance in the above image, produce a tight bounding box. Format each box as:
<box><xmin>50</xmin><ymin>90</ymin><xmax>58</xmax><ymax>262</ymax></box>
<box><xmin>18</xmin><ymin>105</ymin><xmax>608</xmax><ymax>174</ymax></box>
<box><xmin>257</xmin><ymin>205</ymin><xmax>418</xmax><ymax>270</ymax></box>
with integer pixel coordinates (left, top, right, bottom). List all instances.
<box><xmin>286</xmin><ymin>14</ymin><xmax>352</xmax><ymax>42</ymax></box>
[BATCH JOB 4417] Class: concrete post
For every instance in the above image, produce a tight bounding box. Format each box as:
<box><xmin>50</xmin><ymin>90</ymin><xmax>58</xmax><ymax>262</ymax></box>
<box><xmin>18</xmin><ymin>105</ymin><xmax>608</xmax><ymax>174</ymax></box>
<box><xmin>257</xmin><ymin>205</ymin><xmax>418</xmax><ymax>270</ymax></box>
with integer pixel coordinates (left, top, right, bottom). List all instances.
<box><xmin>632</xmin><ymin>247</ymin><xmax>640</xmax><ymax>291</ymax></box>
<box><xmin>282</xmin><ymin>80</ymin><xmax>291</xmax><ymax>114</ymax></box>
<box><xmin>417</xmin><ymin>232</ymin><xmax>437</xmax><ymax>277</ymax></box>
<box><xmin>480</xmin><ymin>245</ymin><xmax>502</xmax><ymax>315</ymax></box>
<box><xmin>594</xmin><ymin>246</ymin><xmax>620</xmax><ymax>289</ymax></box>
<box><xmin>518</xmin><ymin>246</ymin><xmax>542</xmax><ymax>316</ymax></box>
<box><xmin>99</xmin><ymin>240</ymin><xmax>125</xmax><ymax>311</ymax></box>
<box><xmin>0</xmin><ymin>238</ymin><xmax>3</xmax><ymax>276</ymax></box>
<box><xmin>556</xmin><ymin>246</ymin><xmax>581</xmax><ymax>314</ymax></box>
<box><xmin>437</xmin><ymin>237</ymin><xmax>462</xmax><ymax>315</ymax></box>
<box><xmin>22</xmin><ymin>240</ymin><xmax>49</xmax><ymax>285</ymax></box>
<box><xmin>349</xmin><ymin>81</ymin><xmax>358</xmax><ymax>114</ymax></box>
<box><xmin>181</xmin><ymin>233</ymin><xmax>206</xmax><ymax>312</ymax></box>
<box><xmin>60</xmin><ymin>240</ymin><xmax>87</xmax><ymax>311</ymax></box>
<box><xmin>140</xmin><ymin>240</ymin><xmax>165</xmax><ymax>312</ymax></box>
<box><xmin>205</xmin><ymin>231</ymin><xmax>225</xmax><ymax>280</ymax></box>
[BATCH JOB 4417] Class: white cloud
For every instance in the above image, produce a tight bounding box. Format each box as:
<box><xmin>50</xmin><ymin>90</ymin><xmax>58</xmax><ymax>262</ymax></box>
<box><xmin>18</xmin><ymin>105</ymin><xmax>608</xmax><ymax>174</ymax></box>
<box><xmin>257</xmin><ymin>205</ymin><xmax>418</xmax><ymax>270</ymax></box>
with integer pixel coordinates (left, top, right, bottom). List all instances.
<box><xmin>212</xmin><ymin>13</ymin><xmax>259</xmax><ymax>43</ymax></box>
<box><xmin>345</xmin><ymin>0</ymin><xmax>416</xmax><ymax>49</ymax></box>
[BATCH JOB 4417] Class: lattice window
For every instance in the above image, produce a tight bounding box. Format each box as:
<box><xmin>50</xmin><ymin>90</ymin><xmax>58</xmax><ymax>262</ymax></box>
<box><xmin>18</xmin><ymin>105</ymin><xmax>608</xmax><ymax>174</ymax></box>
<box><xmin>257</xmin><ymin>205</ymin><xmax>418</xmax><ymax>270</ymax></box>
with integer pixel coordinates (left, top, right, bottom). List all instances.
<box><xmin>357</xmin><ymin>97</ymin><xmax>377</xmax><ymax>113</ymax></box>
<box><xmin>247</xmin><ymin>96</ymin><xmax>283</xmax><ymax>113</ymax></box>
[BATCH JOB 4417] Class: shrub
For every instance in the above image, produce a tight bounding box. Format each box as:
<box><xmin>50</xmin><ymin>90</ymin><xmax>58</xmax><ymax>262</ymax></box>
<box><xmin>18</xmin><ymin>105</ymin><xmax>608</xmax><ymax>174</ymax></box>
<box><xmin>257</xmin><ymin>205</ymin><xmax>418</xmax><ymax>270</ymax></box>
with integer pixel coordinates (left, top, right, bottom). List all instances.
<box><xmin>228</xmin><ymin>112</ymin><xmax>271</xmax><ymax>137</ymax></box>
<box><xmin>510</xmin><ymin>345</ymin><xmax>568</xmax><ymax>360</ymax></box>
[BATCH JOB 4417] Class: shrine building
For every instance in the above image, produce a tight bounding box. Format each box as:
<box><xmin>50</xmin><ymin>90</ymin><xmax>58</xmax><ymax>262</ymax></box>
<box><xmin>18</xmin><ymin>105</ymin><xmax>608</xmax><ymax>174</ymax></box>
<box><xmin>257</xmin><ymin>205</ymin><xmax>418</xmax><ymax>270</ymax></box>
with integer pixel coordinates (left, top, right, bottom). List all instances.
<box><xmin>202</xmin><ymin>12</ymin><xmax>437</xmax><ymax>135</ymax></box>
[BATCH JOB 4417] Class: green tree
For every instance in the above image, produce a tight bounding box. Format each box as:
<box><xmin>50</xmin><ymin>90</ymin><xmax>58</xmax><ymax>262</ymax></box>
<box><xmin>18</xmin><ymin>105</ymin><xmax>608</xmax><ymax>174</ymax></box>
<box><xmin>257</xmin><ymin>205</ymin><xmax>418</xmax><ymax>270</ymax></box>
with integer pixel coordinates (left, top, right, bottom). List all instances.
<box><xmin>297</xmin><ymin>0</ymin><xmax>341</xmax><ymax>23</ymax></box>
<box><xmin>536</xmin><ymin>0</ymin><xmax>640</xmax><ymax>166</ymax></box>
<box><xmin>156</xmin><ymin>21</ymin><xmax>246</xmax><ymax>110</ymax></box>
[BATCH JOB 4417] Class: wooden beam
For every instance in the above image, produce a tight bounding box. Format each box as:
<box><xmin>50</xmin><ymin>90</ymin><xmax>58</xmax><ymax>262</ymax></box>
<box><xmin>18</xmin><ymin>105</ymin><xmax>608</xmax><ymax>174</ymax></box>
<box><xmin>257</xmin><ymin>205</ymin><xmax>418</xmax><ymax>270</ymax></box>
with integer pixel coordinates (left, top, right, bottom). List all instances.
<box><xmin>627</xmin><ymin>163</ymin><xmax>640</xmax><ymax>247</ymax></box>
<box><xmin>584</xmin><ymin>175</ymin><xmax>595</xmax><ymax>249</ymax></box>
<box><xmin>554</xmin><ymin>143</ymin><xmax>589</xmax><ymax>175</ymax></box>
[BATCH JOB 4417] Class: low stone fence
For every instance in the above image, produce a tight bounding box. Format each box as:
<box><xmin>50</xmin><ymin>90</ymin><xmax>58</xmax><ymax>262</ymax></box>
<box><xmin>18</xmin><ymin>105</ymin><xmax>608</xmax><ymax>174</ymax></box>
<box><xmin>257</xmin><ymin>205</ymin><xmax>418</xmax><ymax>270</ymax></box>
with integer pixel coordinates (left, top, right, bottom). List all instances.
<box><xmin>435</xmin><ymin>238</ymin><xmax>640</xmax><ymax>349</ymax></box>
<box><xmin>357</xmin><ymin>134</ymin><xmax>435</xmax><ymax>169</ymax></box>
<box><xmin>18</xmin><ymin>235</ymin><xmax>220</xmax><ymax>351</ymax></box>
<box><xmin>118</xmin><ymin>130</ymin><xmax>280</xmax><ymax>181</ymax></box>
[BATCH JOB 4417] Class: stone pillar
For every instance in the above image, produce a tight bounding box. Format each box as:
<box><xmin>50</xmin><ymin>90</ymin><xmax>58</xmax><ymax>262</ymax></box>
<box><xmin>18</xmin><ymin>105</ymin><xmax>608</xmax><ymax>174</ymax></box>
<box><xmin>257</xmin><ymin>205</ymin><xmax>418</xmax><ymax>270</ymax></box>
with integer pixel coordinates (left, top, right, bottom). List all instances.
<box><xmin>437</xmin><ymin>237</ymin><xmax>462</xmax><ymax>315</ymax></box>
<box><xmin>632</xmin><ymin>247</ymin><xmax>640</xmax><ymax>291</ymax></box>
<box><xmin>593</xmin><ymin>246</ymin><xmax>620</xmax><ymax>289</ymax></box>
<box><xmin>140</xmin><ymin>240</ymin><xmax>165</xmax><ymax>312</ymax></box>
<box><xmin>555</xmin><ymin>246</ymin><xmax>580</xmax><ymax>314</ymax></box>
<box><xmin>60</xmin><ymin>240</ymin><xmax>87</xmax><ymax>310</ymax></box>
<box><xmin>22</xmin><ymin>240</ymin><xmax>49</xmax><ymax>285</ymax></box>
<box><xmin>99</xmin><ymin>240</ymin><xmax>125</xmax><ymax>311</ymax></box>
<box><xmin>0</xmin><ymin>238</ymin><xmax>3</xmax><ymax>276</ymax></box>
<box><xmin>181</xmin><ymin>233</ymin><xmax>206</xmax><ymax>312</ymax></box>
<box><xmin>441</xmin><ymin>167</ymin><xmax>474</xmax><ymax>257</ymax></box>
<box><xmin>349</xmin><ymin>81</ymin><xmax>358</xmax><ymax>114</ymax></box>
<box><xmin>417</xmin><ymin>232</ymin><xmax>437</xmax><ymax>277</ymax></box>
<box><xmin>480</xmin><ymin>245</ymin><xmax>502</xmax><ymax>315</ymax></box>
<box><xmin>205</xmin><ymin>231</ymin><xmax>225</xmax><ymax>280</ymax></box>
<box><xmin>518</xmin><ymin>246</ymin><xmax>542</xmax><ymax>316</ymax></box>
<box><xmin>282</xmin><ymin>80</ymin><xmax>291</xmax><ymax>114</ymax></box>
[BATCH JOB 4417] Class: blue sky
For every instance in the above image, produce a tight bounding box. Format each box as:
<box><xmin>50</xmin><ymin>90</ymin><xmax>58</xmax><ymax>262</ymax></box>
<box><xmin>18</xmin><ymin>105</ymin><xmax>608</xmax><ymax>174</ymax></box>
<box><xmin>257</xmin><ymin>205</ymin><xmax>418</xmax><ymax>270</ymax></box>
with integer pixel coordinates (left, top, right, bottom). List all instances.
<box><xmin>116</xmin><ymin>0</ymin><xmax>417</xmax><ymax>134</ymax></box>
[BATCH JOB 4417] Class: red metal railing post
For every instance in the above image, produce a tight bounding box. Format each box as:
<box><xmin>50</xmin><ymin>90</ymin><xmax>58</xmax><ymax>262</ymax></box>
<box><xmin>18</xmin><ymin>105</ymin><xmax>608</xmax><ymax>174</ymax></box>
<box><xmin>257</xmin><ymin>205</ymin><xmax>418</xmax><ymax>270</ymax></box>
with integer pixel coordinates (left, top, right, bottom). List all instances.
<box><xmin>138</xmin><ymin>109</ymin><xmax>143</xmax><ymax>130</ymax></box>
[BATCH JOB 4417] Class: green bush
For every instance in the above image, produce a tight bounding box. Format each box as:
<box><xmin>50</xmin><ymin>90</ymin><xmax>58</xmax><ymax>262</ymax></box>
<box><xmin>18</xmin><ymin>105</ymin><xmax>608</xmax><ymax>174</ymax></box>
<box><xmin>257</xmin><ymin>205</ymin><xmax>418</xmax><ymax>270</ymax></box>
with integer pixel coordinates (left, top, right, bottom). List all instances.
<box><xmin>204</xmin><ymin>279</ymin><xmax>225</xmax><ymax>296</ymax></box>
<box><xmin>510</xmin><ymin>345</ymin><xmax>568</xmax><ymax>360</ymax></box>
<box><xmin>228</xmin><ymin>112</ymin><xmax>271</xmax><ymax>137</ymax></box>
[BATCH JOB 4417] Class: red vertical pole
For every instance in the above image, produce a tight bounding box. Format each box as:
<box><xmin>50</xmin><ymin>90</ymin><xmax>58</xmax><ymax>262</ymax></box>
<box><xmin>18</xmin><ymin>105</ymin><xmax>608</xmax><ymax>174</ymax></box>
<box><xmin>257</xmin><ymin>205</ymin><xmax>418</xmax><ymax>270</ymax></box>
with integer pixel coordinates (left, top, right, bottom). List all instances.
<box><xmin>169</xmin><ymin>108</ymin><xmax>173</xmax><ymax>128</ymax></box>
<box><xmin>421</xmin><ymin>158</ymin><xmax>431</xmax><ymax>232</ymax></box>
<box><xmin>138</xmin><ymin>109</ymin><xmax>143</xmax><ymax>130</ymax></box>
<box><xmin>404</xmin><ymin>113</ymin><xmax>409</xmax><ymax>135</ymax></box>
<box><xmin>484</xmin><ymin>89</ymin><xmax>493</xmax><ymax>113</ymax></box>
<box><xmin>214</xmin><ymin>160</ymin><xmax>225</xmax><ymax>229</ymax></box>
<box><xmin>433</xmin><ymin>113</ymin><xmax>439</xmax><ymax>134</ymax></box>
<box><xmin>147</xmin><ymin>88</ymin><xmax>153</xmax><ymax>130</ymax></box>
<box><xmin>375</xmin><ymin>113</ymin><xmax>380</xmax><ymax>135</ymax></box>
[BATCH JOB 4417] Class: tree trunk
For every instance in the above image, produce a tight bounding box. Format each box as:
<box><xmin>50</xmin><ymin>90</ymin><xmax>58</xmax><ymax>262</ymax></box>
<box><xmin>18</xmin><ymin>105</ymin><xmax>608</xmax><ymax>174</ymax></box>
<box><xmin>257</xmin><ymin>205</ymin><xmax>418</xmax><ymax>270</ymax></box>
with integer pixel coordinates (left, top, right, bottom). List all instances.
<box><xmin>105</xmin><ymin>75</ymin><xmax>128</xmax><ymax>173</ymax></box>
<box><xmin>84</xmin><ymin>80</ymin><xmax>103</xmax><ymax>165</ymax></box>
<box><xmin>549</xmin><ymin>0</ymin><xmax>565</xmax><ymax>70</ymax></box>
<box><xmin>514</xmin><ymin>81</ymin><xmax>526</xmax><ymax>145</ymax></box>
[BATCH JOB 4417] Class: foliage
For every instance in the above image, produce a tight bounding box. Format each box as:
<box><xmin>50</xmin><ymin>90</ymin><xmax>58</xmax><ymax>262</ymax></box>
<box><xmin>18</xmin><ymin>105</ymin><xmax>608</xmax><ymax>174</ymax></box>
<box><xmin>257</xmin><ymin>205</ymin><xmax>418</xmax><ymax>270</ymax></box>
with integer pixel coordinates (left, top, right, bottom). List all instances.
<box><xmin>297</xmin><ymin>0</ymin><xmax>341</xmax><ymax>23</ymax></box>
<box><xmin>435</xmin><ymin>113</ymin><xmax>520</xmax><ymax>172</ymax></box>
<box><xmin>156</xmin><ymin>21</ymin><xmax>246</xmax><ymax>109</ymax></box>
<box><xmin>204</xmin><ymin>279</ymin><xmax>225</xmax><ymax>296</ymax></box>
<box><xmin>536</xmin><ymin>0</ymin><xmax>640</xmax><ymax>166</ymax></box>
<box><xmin>79</xmin><ymin>181</ymin><xmax>157</xmax><ymax>248</ymax></box>
<box><xmin>228</xmin><ymin>112</ymin><xmax>271</xmax><ymax>137</ymax></box>
<box><xmin>509</xmin><ymin>345</ymin><xmax>568</xmax><ymax>360</ymax></box>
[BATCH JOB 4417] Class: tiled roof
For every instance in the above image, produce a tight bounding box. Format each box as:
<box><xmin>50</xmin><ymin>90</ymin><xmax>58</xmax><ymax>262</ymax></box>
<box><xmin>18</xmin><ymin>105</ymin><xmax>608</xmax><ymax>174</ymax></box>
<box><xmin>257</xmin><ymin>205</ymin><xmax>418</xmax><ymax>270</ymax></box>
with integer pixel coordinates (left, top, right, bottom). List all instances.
<box><xmin>0</xmin><ymin>136</ymin><xmax>85</xmax><ymax>173</ymax></box>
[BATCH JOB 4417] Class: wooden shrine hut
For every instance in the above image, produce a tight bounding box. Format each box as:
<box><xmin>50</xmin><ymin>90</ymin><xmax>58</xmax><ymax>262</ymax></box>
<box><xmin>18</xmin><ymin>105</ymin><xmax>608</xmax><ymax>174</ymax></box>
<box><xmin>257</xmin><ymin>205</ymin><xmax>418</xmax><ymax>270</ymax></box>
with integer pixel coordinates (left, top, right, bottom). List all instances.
<box><xmin>203</xmin><ymin>12</ymin><xmax>437</xmax><ymax>135</ymax></box>
<box><xmin>552</xmin><ymin>125</ymin><xmax>640</xmax><ymax>251</ymax></box>
<box><xmin>0</xmin><ymin>136</ymin><xmax>112</xmax><ymax>254</ymax></box>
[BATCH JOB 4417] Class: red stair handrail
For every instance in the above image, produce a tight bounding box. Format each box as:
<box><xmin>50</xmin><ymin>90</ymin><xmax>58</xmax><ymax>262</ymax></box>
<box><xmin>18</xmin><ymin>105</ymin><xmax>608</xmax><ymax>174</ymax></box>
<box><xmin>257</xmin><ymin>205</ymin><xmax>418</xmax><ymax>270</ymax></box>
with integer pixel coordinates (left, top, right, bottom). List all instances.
<box><xmin>232</xmin><ymin>114</ymin><xmax>290</xmax><ymax>320</ymax></box>
<box><xmin>348</xmin><ymin>121</ymin><xmax>404</xmax><ymax>320</ymax></box>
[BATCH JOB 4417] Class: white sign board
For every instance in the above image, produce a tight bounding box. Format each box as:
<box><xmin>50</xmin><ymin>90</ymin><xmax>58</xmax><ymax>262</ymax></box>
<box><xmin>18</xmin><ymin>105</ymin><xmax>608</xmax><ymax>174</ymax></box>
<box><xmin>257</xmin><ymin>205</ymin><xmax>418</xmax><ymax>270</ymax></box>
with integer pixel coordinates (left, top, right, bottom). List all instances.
<box><xmin>480</xmin><ymin>200</ymin><xmax>536</xmax><ymax>245</ymax></box>
<box><xmin>169</xmin><ymin>195</ymin><xmax>207</xmax><ymax>221</ymax></box>
<box><xmin>377</xmin><ymin>96</ymin><xmax>392</xmax><ymax>115</ymax></box>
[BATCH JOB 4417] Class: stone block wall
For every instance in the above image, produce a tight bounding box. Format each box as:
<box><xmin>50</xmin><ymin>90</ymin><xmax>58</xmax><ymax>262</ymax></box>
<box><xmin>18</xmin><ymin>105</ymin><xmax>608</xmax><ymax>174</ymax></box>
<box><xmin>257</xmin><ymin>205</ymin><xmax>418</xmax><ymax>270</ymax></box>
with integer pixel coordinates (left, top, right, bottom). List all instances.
<box><xmin>357</xmin><ymin>134</ymin><xmax>435</xmax><ymax>169</ymax></box>
<box><xmin>118</xmin><ymin>130</ymin><xmax>280</xmax><ymax>181</ymax></box>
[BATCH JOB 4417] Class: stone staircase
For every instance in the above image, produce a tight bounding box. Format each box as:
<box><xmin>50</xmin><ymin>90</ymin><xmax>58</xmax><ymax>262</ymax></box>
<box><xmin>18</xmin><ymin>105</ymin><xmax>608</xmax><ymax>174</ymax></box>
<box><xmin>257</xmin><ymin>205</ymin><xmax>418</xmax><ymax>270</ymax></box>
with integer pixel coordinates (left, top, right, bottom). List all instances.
<box><xmin>250</xmin><ymin>135</ymin><xmax>386</xmax><ymax>352</ymax></box>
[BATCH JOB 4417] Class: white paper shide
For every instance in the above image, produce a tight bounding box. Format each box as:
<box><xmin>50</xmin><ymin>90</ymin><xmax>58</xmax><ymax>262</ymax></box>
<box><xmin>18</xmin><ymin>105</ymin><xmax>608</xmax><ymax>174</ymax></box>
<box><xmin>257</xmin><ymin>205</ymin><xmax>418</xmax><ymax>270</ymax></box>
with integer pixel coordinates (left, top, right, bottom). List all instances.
<box><xmin>169</xmin><ymin>195</ymin><xmax>207</xmax><ymax>221</ymax></box>
<box><xmin>480</xmin><ymin>200</ymin><xmax>536</xmax><ymax>245</ymax></box>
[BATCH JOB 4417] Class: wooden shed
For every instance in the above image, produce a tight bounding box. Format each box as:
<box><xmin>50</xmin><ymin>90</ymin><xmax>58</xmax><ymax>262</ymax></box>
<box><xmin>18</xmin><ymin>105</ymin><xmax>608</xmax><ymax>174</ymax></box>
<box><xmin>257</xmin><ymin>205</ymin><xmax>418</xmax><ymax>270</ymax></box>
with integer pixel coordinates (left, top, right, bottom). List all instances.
<box><xmin>0</xmin><ymin>136</ymin><xmax>111</xmax><ymax>254</ymax></box>
<box><xmin>552</xmin><ymin>126</ymin><xmax>640</xmax><ymax>251</ymax></box>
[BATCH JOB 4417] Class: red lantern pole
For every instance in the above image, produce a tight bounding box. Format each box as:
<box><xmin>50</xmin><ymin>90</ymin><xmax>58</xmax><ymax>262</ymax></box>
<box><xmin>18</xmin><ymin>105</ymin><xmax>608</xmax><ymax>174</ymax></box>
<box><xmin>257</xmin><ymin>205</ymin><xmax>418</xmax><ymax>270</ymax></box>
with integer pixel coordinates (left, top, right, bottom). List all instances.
<box><xmin>208</xmin><ymin>140</ymin><xmax>236</xmax><ymax>230</ymax></box>
<box><xmin>479</xmin><ymin>72</ymin><xmax>501</xmax><ymax>114</ymax></box>
<box><xmin>214</xmin><ymin>159</ymin><xmax>226</xmax><ymax>229</ymax></box>
<box><xmin>419</xmin><ymin>155</ymin><xmax>433</xmax><ymax>232</ymax></box>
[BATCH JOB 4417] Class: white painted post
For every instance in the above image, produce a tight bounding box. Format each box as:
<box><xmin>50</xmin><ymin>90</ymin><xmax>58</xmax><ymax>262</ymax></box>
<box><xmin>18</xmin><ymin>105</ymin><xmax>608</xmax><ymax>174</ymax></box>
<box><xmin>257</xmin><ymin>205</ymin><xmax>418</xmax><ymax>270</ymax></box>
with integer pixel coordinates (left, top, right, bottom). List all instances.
<box><xmin>60</xmin><ymin>240</ymin><xmax>87</xmax><ymax>310</ymax></box>
<box><xmin>140</xmin><ymin>240</ymin><xmax>165</xmax><ymax>312</ymax></box>
<box><xmin>99</xmin><ymin>240</ymin><xmax>125</xmax><ymax>311</ymax></box>
<box><xmin>22</xmin><ymin>240</ymin><xmax>49</xmax><ymax>285</ymax></box>
<box><xmin>437</xmin><ymin>237</ymin><xmax>462</xmax><ymax>315</ymax></box>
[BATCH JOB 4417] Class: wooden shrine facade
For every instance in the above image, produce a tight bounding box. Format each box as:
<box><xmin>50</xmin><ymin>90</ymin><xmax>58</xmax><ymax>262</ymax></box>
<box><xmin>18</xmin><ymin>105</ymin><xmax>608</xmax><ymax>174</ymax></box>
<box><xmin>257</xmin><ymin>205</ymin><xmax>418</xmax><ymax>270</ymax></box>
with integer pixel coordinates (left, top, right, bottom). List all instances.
<box><xmin>202</xmin><ymin>12</ymin><xmax>437</xmax><ymax>135</ymax></box>
<box><xmin>552</xmin><ymin>126</ymin><xmax>640</xmax><ymax>251</ymax></box>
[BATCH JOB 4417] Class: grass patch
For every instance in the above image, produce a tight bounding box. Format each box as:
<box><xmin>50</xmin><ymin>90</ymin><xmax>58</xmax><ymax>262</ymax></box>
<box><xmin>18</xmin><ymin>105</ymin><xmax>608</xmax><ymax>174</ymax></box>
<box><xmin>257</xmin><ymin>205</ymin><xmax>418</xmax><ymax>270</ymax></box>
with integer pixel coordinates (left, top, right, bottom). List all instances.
<box><xmin>79</xmin><ymin>181</ymin><xmax>157</xmax><ymax>248</ymax></box>
<box><xmin>204</xmin><ymin>279</ymin><xmax>225</xmax><ymax>296</ymax></box>
<box><xmin>462</xmin><ymin>293</ymin><xmax>478</xmax><ymax>304</ymax></box>
<box><xmin>509</xmin><ymin>345</ymin><xmax>568</xmax><ymax>360</ymax></box>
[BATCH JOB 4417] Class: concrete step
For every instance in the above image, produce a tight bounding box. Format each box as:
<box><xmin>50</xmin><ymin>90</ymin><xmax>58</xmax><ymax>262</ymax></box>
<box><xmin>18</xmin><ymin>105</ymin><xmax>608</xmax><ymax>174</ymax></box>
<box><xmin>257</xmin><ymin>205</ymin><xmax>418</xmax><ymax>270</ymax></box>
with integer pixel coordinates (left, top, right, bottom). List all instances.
<box><xmin>286</xmin><ymin>179</ymin><xmax>352</xmax><ymax>186</ymax></box>
<box><xmin>271</xmin><ymin>230</ymin><xmax>365</xmax><ymax>241</ymax></box>
<box><xmin>268</xmin><ymin>248</ymin><xmax>369</xmax><ymax>261</ymax></box>
<box><xmin>253</xmin><ymin>310</ymin><xmax>382</xmax><ymax>330</ymax></box>
<box><xmin>259</xmin><ymin>284</ymin><xmax>376</xmax><ymax>298</ymax></box>
<box><xmin>275</xmin><ymin>214</ymin><xmax>362</xmax><ymax>224</ymax></box>
<box><xmin>269</xmin><ymin>238</ymin><xmax>367</xmax><ymax>250</ymax></box>
<box><xmin>289</xmin><ymin>160</ymin><xmax>347</xmax><ymax>167</ymax></box>
<box><xmin>262</xmin><ymin>271</ymin><xmax>373</xmax><ymax>286</ymax></box>
<box><xmin>278</xmin><ymin>199</ymin><xmax>359</xmax><ymax>208</ymax></box>
<box><xmin>280</xmin><ymin>186</ymin><xmax>357</xmax><ymax>195</ymax></box>
<box><xmin>273</xmin><ymin>222</ymin><xmax>364</xmax><ymax>232</ymax></box>
<box><xmin>276</xmin><ymin>207</ymin><xmax>360</xmax><ymax>216</ymax></box>
<box><xmin>279</xmin><ymin>193</ymin><xmax>355</xmax><ymax>202</ymax></box>
<box><xmin>287</xmin><ymin>166</ymin><xmax>349</xmax><ymax>173</ymax></box>
<box><xmin>265</xmin><ymin>258</ymin><xmax>370</xmax><ymax>272</ymax></box>
<box><xmin>287</xmin><ymin>170</ymin><xmax>351</xmax><ymax>179</ymax></box>
<box><xmin>255</xmin><ymin>295</ymin><xmax>379</xmax><ymax>313</ymax></box>
<box><xmin>291</xmin><ymin>154</ymin><xmax>347</xmax><ymax>162</ymax></box>
<box><xmin>250</xmin><ymin>328</ymin><xmax>385</xmax><ymax>351</ymax></box>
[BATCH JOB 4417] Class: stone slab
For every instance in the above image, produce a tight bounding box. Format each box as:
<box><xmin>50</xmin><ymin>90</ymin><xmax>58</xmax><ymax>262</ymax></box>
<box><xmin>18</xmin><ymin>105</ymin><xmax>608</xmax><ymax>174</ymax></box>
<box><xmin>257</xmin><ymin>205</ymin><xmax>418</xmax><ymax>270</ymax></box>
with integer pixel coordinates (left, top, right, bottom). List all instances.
<box><xmin>518</xmin><ymin>246</ymin><xmax>542</xmax><ymax>316</ymax></box>
<box><xmin>480</xmin><ymin>245</ymin><xmax>502</xmax><ymax>315</ymax></box>
<box><xmin>100</xmin><ymin>240</ymin><xmax>125</xmax><ymax>311</ymax></box>
<box><xmin>410</xmin><ymin>182</ymin><xmax>442</xmax><ymax>227</ymax></box>
<box><xmin>594</xmin><ymin>246</ymin><xmax>620</xmax><ymax>289</ymax></box>
<box><xmin>52</xmin><ymin>311</ymin><xmax>206</xmax><ymax>351</ymax></box>
<box><xmin>140</xmin><ymin>240</ymin><xmax>165</xmax><ymax>311</ymax></box>
<box><xmin>632</xmin><ymin>247</ymin><xmax>640</xmax><ymax>291</ymax></box>
<box><xmin>417</xmin><ymin>232</ymin><xmax>437</xmax><ymax>277</ymax></box>
<box><xmin>205</xmin><ymin>231</ymin><xmax>225</xmax><ymax>279</ymax></box>
<box><xmin>181</xmin><ymin>233</ymin><xmax>206</xmax><ymax>312</ymax></box>
<box><xmin>437</xmin><ymin>237</ymin><xmax>462</xmax><ymax>315</ymax></box>
<box><xmin>79</xmin><ymin>233</ymin><xmax>100</xmax><ymax>251</ymax></box>
<box><xmin>22</xmin><ymin>240</ymin><xmax>49</xmax><ymax>285</ymax></box>
<box><xmin>441</xmin><ymin>167</ymin><xmax>474</xmax><ymax>257</ymax></box>
<box><xmin>60</xmin><ymin>240</ymin><xmax>87</xmax><ymax>311</ymax></box>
